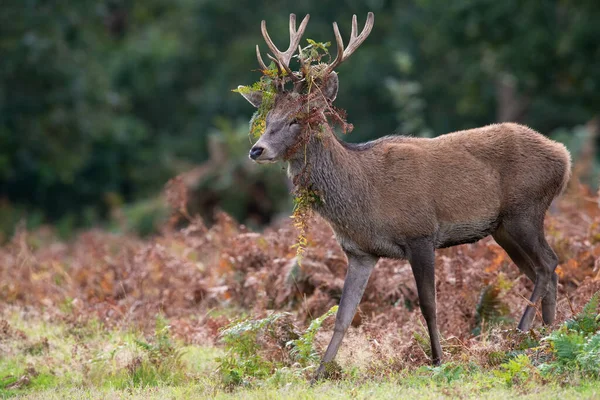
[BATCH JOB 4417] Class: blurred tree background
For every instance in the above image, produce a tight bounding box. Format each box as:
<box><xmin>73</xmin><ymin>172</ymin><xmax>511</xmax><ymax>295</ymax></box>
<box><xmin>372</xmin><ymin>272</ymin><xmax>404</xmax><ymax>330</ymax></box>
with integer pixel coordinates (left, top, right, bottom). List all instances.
<box><xmin>0</xmin><ymin>0</ymin><xmax>598</xmax><ymax>238</ymax></box>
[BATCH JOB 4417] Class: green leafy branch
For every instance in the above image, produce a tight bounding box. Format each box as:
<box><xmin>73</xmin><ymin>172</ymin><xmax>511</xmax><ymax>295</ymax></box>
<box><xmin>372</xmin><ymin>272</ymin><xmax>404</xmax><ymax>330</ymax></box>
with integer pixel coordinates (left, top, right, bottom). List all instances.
<box><xmin>290</xmin><ymin>185</ymin><xmax>321</xmax><ymax>263</ymax></box>
<box><xmin>287</xmin><ymin>305</ymin><xmax>338</xmax><ymax>366</ymax></box>
<box><xmin>233</xmin><ymin>64</ymin><xmax>279</xmax><ymax>139</ymax></box>
<box><xmin>297</xmin><ymin>39</ymin><xmax>331</xmax><ymax>66</ymax></box>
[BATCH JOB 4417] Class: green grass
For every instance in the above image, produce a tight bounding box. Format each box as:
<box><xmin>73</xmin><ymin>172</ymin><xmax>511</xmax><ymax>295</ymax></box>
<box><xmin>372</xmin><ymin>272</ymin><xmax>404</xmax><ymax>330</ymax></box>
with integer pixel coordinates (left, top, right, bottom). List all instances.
<box><xmin>0</xmin><ymin>311</ymin><xmax>224</xmax><ymax>398</ymax></box>
<box><xmin>9</xmin><ymin>373</ymin><xmax>600</xmax><ymax>399</ymax></box>
<box><xmin>1</xmin><ymin>309</ymin><xmax>600</xmax><ymax>399</ymax></box>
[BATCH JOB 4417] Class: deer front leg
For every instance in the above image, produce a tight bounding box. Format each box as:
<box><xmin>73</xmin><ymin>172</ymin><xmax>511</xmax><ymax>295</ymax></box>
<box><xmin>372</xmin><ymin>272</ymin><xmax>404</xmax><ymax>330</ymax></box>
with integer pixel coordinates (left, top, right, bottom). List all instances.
<box><xmin>408</xmin><ymin>237</ymin><xmax>443</xmax><ymax>365</ymax></box>
<box><xmin>312</xmin><ymin>252</ymin><xmax>378</xmax><ymax>382</ymax></box>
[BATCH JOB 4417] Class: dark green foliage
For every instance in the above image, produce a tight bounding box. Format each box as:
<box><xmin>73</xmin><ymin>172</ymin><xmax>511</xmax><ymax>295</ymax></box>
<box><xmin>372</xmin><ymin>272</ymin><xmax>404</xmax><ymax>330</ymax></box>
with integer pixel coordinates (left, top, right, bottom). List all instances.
<box><xmin>0</xmin><ymin>1</ymin><xmax>183</xmax><ymax>231</ymax></box>
<box><xmin>1</xmin><ymin>1</ymin><xmax>599</xmax><ymax>234</ymax></box>
<box><xmin>401</xmin><ymin>1</ymin><xmax>600</xmax><ymax>133</ymax></box>
<box><xmin>548</xmin><ymin>331</ymin><xmax>585</xmax><ymax>363</ymax></box>
<box><xmin>540</xmin><ymin>291</ymin><xmax>600</xmax><ymax>376</ymax></box>
<box><xmin>565</xmin><ymin>291</ymin><xmax>600</xmax><ymax>335</ymax></box>
<box><xmin>577</xmin><ymin>334</ymin><xmax>600</xmax><ymax>375</ymax></box>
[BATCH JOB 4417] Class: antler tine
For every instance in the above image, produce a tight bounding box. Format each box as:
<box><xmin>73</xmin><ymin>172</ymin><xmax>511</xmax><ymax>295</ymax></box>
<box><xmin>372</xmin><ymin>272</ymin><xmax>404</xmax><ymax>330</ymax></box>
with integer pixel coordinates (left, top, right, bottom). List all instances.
<box><xmin>289</xmin><ymin>13</ymin><xmax>297</xmax><ymax>49</ymax></box>
<box><xmin>344</xmin><ymin>12</ymin><xmax>374</xmax><ymax>59</ymax></box>
<box><xmin>286</xmin><ymin>14</ymin><xmax>310</xmax><ymax>65</ymax></box>
<box><xmin>351</xmin><ymin>14</ymin><xmax>358</xmax><ymax>38</ymax></box>
<box><xmin>259</xmin><ymin>14</ymin><xmax>310</xmax><ymax>81</ymax></box>
<box><xmin>329</xmin><ymin>22</ymin><xmax>345</xmax><ymax>73</ymax></box>
<box><xmin>260</xmin><ymin>20</ymin><xmax>294</xmax><ymax>79</ymax></box>
<box><xmin>256</xmin><ymin>45</ymin><xmax>268</xmax><ymax>71</ymax></box>
<box><xmin>325</xmin><ymin>12</ymin><xmax>374</xmax><ymax>75</ymax></box>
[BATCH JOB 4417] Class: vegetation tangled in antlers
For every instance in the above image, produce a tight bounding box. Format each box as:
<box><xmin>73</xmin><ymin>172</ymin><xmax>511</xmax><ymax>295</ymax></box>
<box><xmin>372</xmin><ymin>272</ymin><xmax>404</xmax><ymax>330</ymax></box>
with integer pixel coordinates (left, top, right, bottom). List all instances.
<box><xmin>235</xmin><ymin>39</ymin><xmax>353</xmax><ymax>262</ymax></box>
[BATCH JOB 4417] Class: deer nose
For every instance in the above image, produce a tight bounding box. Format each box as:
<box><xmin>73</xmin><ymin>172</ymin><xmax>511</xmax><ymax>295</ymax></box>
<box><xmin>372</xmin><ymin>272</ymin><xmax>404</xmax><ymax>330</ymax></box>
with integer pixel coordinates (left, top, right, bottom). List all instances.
<box><xmin>249</xmin><ymin>146</ymin><xmax>264</xmax><ymax>160</ymax></box>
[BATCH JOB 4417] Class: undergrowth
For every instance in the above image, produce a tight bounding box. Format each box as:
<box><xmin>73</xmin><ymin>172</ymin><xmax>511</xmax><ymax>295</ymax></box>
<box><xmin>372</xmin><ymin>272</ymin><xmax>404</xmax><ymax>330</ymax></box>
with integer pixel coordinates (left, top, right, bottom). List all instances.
<box><xmin>487</xmin><ymin>291</ymin><xmax>600</xmax><ymax>386</ymax></box>
<box><xmin>89</xmin><ymin>315</ymin><xmax>188</xmax><ymax>389</ymax></box>
<box><xmin>217</xmin><ymin>306</ymin><xmax>337</xmax><ymax>387</ymax></box>
<box><xmin>1</xmin><ymin>184</ymin><xmax>599</xmax><ymax>396</ymax></box>
<box><xmin>288</xmin><ymin>305</ymin><xmax>337</xmax><ymax>366</ymax></box>
<box><xmin>0</xmin><ymin>292</ymin><xmax>599</xmax><ymax>397</ymax></box>
<box><xmin>538</xmin><ymin>291</ymin><xmax>600</xmax><ymax>377</ymax></box>
<box><xmin>472</xmin><ymin>274</ymin><xmax>514</xmax><ymax>335</ymax></box>
<box><xmin>215</xmin><ymin>292</ymin><xmax>600</xmax><ymax>389</ymax></box>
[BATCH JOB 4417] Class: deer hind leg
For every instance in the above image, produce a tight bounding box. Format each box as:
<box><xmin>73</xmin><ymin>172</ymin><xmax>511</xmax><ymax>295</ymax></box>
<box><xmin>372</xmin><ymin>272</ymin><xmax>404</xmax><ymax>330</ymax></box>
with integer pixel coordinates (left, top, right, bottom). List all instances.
<box><xmin>313</xmin><ymin>253</ymin><xmax>378</xmax><ymax>382</ymax></box>
<box><xmin>529</xmin><ymin>235</ymin><xmax>559</xmax><ymax>325</ymax></box>
<box><xmin>408</xmin><ymin>237</ymin><xmax>443</xmax><ymax>365</ymax></box>
<box><xmin>492</xmin><ymin>215</ymin><xmax>559</xmax><ymax>330</ymax></box>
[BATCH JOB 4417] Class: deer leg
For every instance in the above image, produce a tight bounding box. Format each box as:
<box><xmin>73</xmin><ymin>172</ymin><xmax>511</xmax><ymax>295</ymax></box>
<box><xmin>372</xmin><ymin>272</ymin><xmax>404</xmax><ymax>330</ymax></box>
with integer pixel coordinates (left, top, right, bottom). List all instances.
<box><xmin>542</xmin><ymin>270</ymin><xmax>559</xmax><ymax>325</ymax></box>
<box><xmin>493</xmin><ymin>227</ymin><xmax>537</xmax><ymax>283</ymax></box>
<box><xmin>313</xmin><ymin>253</ymin><xmax>377</xmax><ymax>382</ymax></box>
<box><xmin>408</xmin><ymin>237</ymin><xmax>442</xmax><ymax>365</ymax></box>
<box><xmin>536</xmin><ymin>233</ymin><xmax>560</xmax><ymax>325</ymax></box>
<box><xmin>494</xmin><ymin>217</ymin><xmax>558</xmax><ymax>330</ymax></box>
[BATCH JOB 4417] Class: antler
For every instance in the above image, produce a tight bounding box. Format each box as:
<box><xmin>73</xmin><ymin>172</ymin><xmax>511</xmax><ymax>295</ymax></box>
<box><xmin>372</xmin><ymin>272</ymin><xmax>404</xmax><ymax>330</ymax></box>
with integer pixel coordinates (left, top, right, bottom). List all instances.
<box><xmin>324</xmin><ymin>12</ymin><xmax>374</xmax><ymax>76</ymax></box>
<box><xmin>256</xmin><ymin>14</ymin><xmax>310</xmax><ymax>82</ymax></box>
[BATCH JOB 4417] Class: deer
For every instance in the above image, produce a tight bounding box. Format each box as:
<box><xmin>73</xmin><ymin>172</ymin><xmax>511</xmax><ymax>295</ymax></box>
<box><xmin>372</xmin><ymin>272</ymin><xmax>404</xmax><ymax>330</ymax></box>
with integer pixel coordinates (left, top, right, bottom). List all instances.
<box><xmin>236</xmin><ymin>12</ymin><xmax>572</xmax><ymax>381</ymax></box>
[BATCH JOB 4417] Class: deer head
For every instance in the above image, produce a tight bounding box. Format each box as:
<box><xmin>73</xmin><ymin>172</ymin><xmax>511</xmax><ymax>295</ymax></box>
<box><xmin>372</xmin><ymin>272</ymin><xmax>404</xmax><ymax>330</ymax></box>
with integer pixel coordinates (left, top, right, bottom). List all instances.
<box><xmin>237</xmin><ymin>13</ymin><xmax>374</xmax><ymax>164</ymax></box>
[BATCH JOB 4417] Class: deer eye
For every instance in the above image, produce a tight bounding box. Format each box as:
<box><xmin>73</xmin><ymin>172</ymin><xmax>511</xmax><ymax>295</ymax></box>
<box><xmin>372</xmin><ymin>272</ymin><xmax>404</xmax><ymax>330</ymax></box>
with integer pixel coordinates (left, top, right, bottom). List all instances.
<box><xmin>289</xmin><ymin>119</ymin><xmax>299</xmax><ymax>126</ymax></box>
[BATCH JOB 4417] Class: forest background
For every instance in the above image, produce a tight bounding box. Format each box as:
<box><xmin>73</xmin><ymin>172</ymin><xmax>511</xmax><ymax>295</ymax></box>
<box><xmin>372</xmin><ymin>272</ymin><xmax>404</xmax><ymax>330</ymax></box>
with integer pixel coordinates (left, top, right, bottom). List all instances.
<box><xmin>1</xmin><ymin>0</ymin><xmax>599</xmax><ymax>238</ymax></box>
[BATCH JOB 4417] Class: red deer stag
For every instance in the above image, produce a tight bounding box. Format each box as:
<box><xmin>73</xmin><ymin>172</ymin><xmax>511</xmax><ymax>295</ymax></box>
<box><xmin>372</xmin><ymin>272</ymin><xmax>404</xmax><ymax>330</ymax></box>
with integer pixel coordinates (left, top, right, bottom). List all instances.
<box><xmin>237</xmin><ymin>12</ymin><xmax>571</xmax><ymax>380</ymax></box>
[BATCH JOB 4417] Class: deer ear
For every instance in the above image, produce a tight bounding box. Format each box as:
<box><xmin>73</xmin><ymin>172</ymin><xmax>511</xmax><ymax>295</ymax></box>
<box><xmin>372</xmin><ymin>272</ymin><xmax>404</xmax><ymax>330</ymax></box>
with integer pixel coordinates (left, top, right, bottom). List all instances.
<box><xmin>238</xmin><ymin>86</ymin><xmax>263</xmax><ymax>108</ymax></box>
<box><xmin>322</xmin><ymin>72</ymin><xmax>339</xmax><ymax>102</ymax></box>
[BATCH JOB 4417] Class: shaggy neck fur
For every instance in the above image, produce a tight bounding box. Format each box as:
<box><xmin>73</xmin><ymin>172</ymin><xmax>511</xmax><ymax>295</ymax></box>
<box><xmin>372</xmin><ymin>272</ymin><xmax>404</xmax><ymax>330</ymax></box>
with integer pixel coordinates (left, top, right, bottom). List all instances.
<box><xmin>286</xmin><ymin>123</ymin><xmax>373</xmax><ymax>232</ymax></box>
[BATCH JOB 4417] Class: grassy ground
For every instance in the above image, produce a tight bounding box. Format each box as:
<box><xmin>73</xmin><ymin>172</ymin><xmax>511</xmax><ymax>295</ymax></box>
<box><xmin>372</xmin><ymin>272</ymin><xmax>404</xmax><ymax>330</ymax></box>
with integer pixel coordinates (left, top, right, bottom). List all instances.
<box><xmin>13</xmin><ymin>378</ymin><xmax>600</xmax><ymax>400</ymax></box>
<box><xmin>1</xmin><ymin>188</ymin><xmax>599</xmax><ymax>398</ymax></box>
<box><xmin>2</xmin><ymin>311</ymin><xmax>599</xmax><ymax>400</ymax></box>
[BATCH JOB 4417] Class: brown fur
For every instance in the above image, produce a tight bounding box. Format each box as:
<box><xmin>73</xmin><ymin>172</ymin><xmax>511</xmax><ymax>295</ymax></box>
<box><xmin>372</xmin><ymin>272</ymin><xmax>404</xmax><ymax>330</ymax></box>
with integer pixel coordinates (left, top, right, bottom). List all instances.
<box><xmin>283</xmin><ymin>121</ymin><xmax>569</xmax><ymax>256</ymax></box>
<box><xmin>312</xmin><ymin>123</ymin><xmax>570</xmax><ymax>250</ymax></box>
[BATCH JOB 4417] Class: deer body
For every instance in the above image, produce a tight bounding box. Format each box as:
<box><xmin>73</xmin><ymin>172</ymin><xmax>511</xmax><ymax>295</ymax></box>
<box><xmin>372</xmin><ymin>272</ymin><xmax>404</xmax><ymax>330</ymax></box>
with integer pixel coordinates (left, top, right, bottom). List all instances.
<box><xmin>288</xmin><ymin>122</ymin><xmax>569</xmax><ymax>258</ymax></box>
<box><xmin>238</xmin><ymin>12</ymin><xmax>571</xmax><ymax>381</ymax></box>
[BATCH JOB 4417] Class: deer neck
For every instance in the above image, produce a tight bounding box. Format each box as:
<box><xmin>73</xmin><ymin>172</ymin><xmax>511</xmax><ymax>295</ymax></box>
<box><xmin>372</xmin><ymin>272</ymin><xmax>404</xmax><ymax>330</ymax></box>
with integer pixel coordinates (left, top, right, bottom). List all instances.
<box><xmin>287</xmin><ymin>126</ymin><xmax>347</xmax><ymax>187</ymax></box>
<box><xmin>286</xmin><ymin>124</ymin><xmax>370</xmax><ymax>226</ymax></box>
